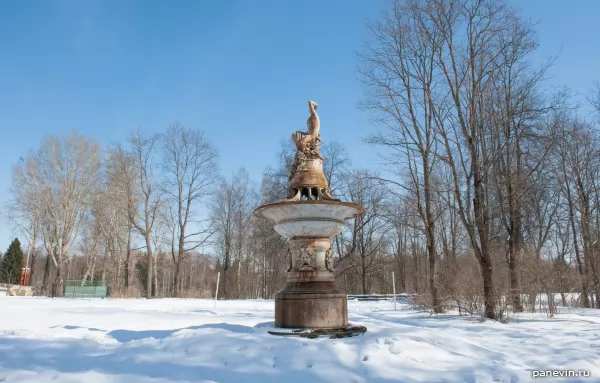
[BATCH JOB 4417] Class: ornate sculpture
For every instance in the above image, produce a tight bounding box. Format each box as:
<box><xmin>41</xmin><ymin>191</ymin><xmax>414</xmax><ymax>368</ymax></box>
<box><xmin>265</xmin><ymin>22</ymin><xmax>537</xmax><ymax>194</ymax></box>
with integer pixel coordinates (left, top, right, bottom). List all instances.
<box><xmin>325</xmin><ymin>248</ymin><xmax>334</xmax><ymax>272</ymax></box>
<box><xmin>292</xmin><ymin>101</ymin><xmax>321</xmax><ymax>154</ymax></box>
<box><xmin>296</xmin><ymin>247</ymin><xmax>316</xmax><ymax>271</ymax></box>
<box><xmin>284</xmin><ymin>100</ymin><xmax>337</xmax><ymax>202</ymax></box>
<box><xmin>289</xmin><ymin>101</ymin><xmax>323</xmax><ymax>184</ymax></box>
<box><xmin>307</xmin><ymin>100</ymin><xmax>320</xmax><ymax>138</ymax></box>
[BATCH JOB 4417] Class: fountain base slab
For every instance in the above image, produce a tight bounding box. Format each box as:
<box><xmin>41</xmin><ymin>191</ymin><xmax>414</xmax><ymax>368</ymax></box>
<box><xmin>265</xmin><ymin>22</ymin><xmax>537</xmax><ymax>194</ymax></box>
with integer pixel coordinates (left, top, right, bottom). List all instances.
<box><xmin>268</xmin><ymin>325</ymin><xmax>367</xmax><ymax>339</ymax></box>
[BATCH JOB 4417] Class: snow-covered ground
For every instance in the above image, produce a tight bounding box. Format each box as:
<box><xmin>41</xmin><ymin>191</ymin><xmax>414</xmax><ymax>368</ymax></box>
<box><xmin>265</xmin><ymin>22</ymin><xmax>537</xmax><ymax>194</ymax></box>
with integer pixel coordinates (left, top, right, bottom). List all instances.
<box><xmin>0</xmin><ymin>297</ymin><xmax>599</xmax><ymax>383</ymax></box>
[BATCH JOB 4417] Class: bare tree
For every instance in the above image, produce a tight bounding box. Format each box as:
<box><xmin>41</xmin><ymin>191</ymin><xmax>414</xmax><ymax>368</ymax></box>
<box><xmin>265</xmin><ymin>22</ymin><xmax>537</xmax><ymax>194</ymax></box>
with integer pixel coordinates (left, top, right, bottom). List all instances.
<box><xmin>427</xmin><ymin>0</ymin><xmax>539</xmax><ymax>319</ymax></box>
<box><xmin>210</xmin><ymin>169</ymin><xmax>257</xmax><ymax>298</ymax></box>
<box><xmin>558</xmin><ymin>118</ymin><xmax>600</xmax><ymax>307</ymax></box>
<box><xmin>161</xmin><ymin>124</ymin><xmax>219</xmax><ymax>296</ymax></box>
<box><xmin>384</xmin><ymin>201</ymin><xmax>410</xmax><ymax>293</ymax></box>
<box><xmin>358</xmin><ymin>0</ymin><xmax>534</xmax><ymax>318</ymax></box>
<box><xmin>589</xmin><ymin>81</ymin><xmax>600</xmax><ymax>119</ymax></box>
<box><xmin>486</xmin><ymin>9</ymin><xmax>555</xmax><ymax>312</ymax></box>
<box><xmin>11</xmin><ymin>132</ymin><xmax>100</xmax><ymax>296</ymax></box>
<box><xmin>211</xmin><ymin>179</ymin><xmax>235</xmax><ymax>299</ymax></box>
<box><xmin>360</xmin><ymin>0</ymin><xmax>444</xmax><ymax>312</ymax></box>
<box><xmin>337</xmin><ymin>170</ymin><xmax>390</xmax><ymax>294</ymax></box>
<box><xmin>79</xmin><ymin>212</ymin><xmax>102</xmax><ymax>286</ymax></box>
<box><xmin>254</xmin><ymin>168</ymin><xmax>293</xmax><ymax>297</ymax></box>
<box><xmin>105</xmin><ymin>145</ymin><xmax>139</xmax><ymax>290</ymax></box>
<box><xmin>128</xmin><ymin>130</ymin><xmax>162</xmax><ymax>299</ymax></box>
<box><xmin>321</xmin><ymin>141</ymin><xmax>351</xmax><ymax>197</ymax></box>
<box><xmin>85</xmin><ymin>161</ymin><xmax>135</xmax><ymax>291</ymax></box>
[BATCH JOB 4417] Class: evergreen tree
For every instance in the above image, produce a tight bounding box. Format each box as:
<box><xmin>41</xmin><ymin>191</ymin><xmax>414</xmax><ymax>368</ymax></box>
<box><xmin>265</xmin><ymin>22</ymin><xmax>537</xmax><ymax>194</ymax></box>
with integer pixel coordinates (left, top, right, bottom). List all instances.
<box><xmin>1</xmin><ymin>238</ymin><xmax>24</xmax><ymax>284</ymax></box>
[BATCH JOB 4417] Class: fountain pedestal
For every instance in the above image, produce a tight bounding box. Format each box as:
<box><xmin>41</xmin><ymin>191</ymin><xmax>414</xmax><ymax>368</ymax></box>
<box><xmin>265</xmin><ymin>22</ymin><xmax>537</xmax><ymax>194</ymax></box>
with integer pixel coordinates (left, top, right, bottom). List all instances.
<box><xmin>255</xmin><ymin>200</ymin><xmax>362</xmax><ymax>328</ymax></box>
<box><xmin>254</xmin><ymin>101</ymin><xmax>363</xmax><ymax>332</ymax></box>
<box><xmin>275</xmin><ymin>225</ymin><xmax>348</xmax><ymax>327</ymax></box>
<box><xmin>275</xmin><ymin>282</ymin><xmax>347</xmax><ymax>328</ymax></box>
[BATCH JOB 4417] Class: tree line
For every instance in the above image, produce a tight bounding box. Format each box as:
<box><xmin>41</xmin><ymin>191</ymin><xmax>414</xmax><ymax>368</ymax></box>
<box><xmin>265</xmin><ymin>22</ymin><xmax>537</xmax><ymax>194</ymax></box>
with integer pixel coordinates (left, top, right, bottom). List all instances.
<box><xmin>4</xmin><ymin>0</ymin><xmax>600</xmax><ymax>319</ymax></box>
<box><xmin>357</xmin><ymin>0</ymin><xmax>600</xmax><ymax>318</ymax></box>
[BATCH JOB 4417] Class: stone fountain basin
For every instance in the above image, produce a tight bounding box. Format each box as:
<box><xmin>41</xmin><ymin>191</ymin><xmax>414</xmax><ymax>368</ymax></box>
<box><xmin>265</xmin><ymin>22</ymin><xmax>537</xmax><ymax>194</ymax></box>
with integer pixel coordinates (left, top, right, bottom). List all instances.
<box><xmin>254</xmin><ymin>200</ymin><xmax>363</xmax><ymax>239</ymax></box>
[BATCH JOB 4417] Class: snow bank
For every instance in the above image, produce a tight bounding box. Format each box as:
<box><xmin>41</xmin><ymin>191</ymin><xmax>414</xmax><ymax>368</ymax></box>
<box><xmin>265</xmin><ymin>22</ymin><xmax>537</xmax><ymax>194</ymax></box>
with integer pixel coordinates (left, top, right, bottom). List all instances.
<box><xmin>0</xmin><ymin>298</ymin><xmax>598</xmax><ymax>382</ymax></box>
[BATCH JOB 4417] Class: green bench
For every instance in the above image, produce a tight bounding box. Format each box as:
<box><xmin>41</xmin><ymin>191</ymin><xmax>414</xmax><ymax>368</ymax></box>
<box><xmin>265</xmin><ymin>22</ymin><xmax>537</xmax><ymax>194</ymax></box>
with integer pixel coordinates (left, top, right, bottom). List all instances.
<box><xmin>64</xmin><ymin>284</ymin><xmax>107</xmax><ymax>298</ymax></box>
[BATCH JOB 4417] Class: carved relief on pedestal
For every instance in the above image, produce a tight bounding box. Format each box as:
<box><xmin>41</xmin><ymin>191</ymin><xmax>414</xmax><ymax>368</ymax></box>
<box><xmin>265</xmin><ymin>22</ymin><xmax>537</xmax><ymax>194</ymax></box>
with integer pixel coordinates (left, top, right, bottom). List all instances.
<box><xmin>286</xmin><ymin>247</ymin><xmax>293</xmax><ymax>272</ymax></box>
<box><xmin>295</xmin><ymin>247</ymin><xmax>316</xmax><ymax>271</ymax></box>
<box><xmin>325</xmin><ymin>248</ymin><xmax>334</xmax><ymax>272</ymax></box>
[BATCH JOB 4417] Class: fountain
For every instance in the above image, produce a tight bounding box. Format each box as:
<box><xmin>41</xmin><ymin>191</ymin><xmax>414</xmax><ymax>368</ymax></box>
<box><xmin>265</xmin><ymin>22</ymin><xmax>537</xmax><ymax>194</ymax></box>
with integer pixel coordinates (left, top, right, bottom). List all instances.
<box><xmin>254</xmin><ymin>101</ymin><xmax>366</xmax><ymax>337</ymax></box>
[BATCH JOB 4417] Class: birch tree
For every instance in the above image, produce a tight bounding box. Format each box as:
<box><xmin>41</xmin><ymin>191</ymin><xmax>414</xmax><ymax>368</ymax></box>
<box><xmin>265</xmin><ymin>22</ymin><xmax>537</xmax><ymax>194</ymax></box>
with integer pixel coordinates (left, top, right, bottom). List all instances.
<box><xmin>12</xmin><ymin>132</ymin><xmax>100</xmax><ymax>296</ymax></box>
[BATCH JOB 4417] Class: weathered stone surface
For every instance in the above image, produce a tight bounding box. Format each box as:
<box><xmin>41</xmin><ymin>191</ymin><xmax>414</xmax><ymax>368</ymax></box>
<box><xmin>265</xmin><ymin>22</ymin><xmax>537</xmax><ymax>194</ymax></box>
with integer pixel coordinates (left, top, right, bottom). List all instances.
<box><xmin>289</xmin><ymin>158</ymin><xmax>329</xmax><ymax>191</ymax></box>
<box><xmin>275</xmin><ymin>281</ymin><xmax>348</xmax><ymax>328</ymax></box>
<box><xmin>255</xmin><ymin>200</ymin><xmax>362</xmax><ymax>239</ymax></box>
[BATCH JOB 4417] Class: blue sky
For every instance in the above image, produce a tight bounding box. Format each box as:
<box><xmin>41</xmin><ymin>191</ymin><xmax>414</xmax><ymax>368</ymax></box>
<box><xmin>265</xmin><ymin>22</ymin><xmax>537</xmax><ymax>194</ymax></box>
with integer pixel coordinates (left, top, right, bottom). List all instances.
<box><xmin>0</xmin><ymin>0</ymin><xmax>599</xmax><ymax>250</ymax></box>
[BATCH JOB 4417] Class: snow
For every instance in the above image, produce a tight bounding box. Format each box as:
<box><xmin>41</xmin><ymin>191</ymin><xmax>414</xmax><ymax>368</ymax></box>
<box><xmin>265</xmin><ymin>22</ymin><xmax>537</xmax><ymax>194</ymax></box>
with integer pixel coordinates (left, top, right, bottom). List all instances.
<box><xmin>0</xmin><ymin>297</ymin><xmax>599</xmax><ymax>383</ymax></box>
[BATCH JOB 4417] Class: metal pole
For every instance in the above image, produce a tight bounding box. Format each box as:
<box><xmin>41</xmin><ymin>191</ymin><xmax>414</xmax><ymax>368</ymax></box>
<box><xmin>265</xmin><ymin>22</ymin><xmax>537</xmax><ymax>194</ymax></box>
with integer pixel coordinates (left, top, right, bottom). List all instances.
<box><xmin>392</xmin><ymin>271</ymin><xmax>397</xmax><ymax>311</ymax></box>
<box><xmin>214</xmin><ymin>272</ymin><xmax>220</xmax><ymax>309</ymax></box>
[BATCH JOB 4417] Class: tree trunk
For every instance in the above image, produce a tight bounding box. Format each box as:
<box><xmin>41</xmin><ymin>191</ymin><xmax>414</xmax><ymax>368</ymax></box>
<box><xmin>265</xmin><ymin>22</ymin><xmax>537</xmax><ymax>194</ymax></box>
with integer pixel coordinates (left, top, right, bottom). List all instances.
<box><xmin>222</xmin><ymin>238</ymin><xmax>231</xmax><ymax>299</ymax></box>
<box><xmin>507</xmin><ymin>185</ymin><xmax>524</xmax><ymax>312</ymax></box>
<box><xmin>116</xmin><ymin>257</ymin><xmax>122</xmax><ymax>290</ymax></box>
<box><xmin>480</xmin><ymin>254</ymin><xmax>495</xmax><ymax>319</ymax></box>
<box><xmin>566</xmin><ymin>186</ymin><xmax>591</xmax><ymax>308</ymax></box>
<box><xmin>508</xmin><ymin>235</ymin><xmax>523</xmax><ymax>312</ymax></box>
<box><xmin>42</xmin><ymin>250</ymin><xmax>53</xmax><ymax>296</ymax></box>
<box><xmin>262</xmin><ymin>240</ymin><xmax>267</xmax><ymax>299</ymax></box>
<box><xmin>173</xmin><ymin>224</ymin><xmax>186</xmax><ymax>297</ymax></box>
<box><xmin>173</xmin><ymin>260</ymin><xmax>181</xmax><ymax>297</ymax></box>
<box><xmin>81</xmin><ymin>246</ymin><xmax>97</xmax><ymax>286</ymax></box>
<box><xmin>28</xmin><ymin>227</ymin><xmax>38</xmax><ymax>287</ymax></box>
<box><xmin>361</xmin><ymin>252</ymin><xmax>367</xmax><ymax>295</ymax></box>
<box><xmin>153</xmin><ymin>252</ymin><xmax>159</xmax><ymax>297</ymax></box>
<box><xmin>236</xmin><ymin>260</ymin><xmax>242</xmax><ymax>298</ymax></box>
<box><xmin>578</xmin><ymin>189</ymin><xmax>600</xmax><ymax>309</ymax></box>
<box><xmin>145</xmin><ymin>234</ymin><xmax>153</xmax><ymax>299</ymax></box>
<box><xmin>396</xmin><ymin>240</ymin><xmax>406</xmax><ymax>292</ymax></box>
<box><xmin>473</xmin><ymin>146</ymin><xmax>496</xmax><ymax>319</ymax></box>
<box><xmin>54</xmin><ymin>257</ymin><xmax>64</xmax><ymax>297</ymax></box>
<box><xmin>423</xmin><ymin>156</ymin><xmax>441</xmax><ymax>313</ymax></box>
<box><xmin>125</xmin><ymin>228</ymin><xmax>132</xmax><ymax>288</ymax></box>
<box><xmin>29</xmin><ymin>251</ymin><xmax>37</xmax><ymax>287</ymax></box>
